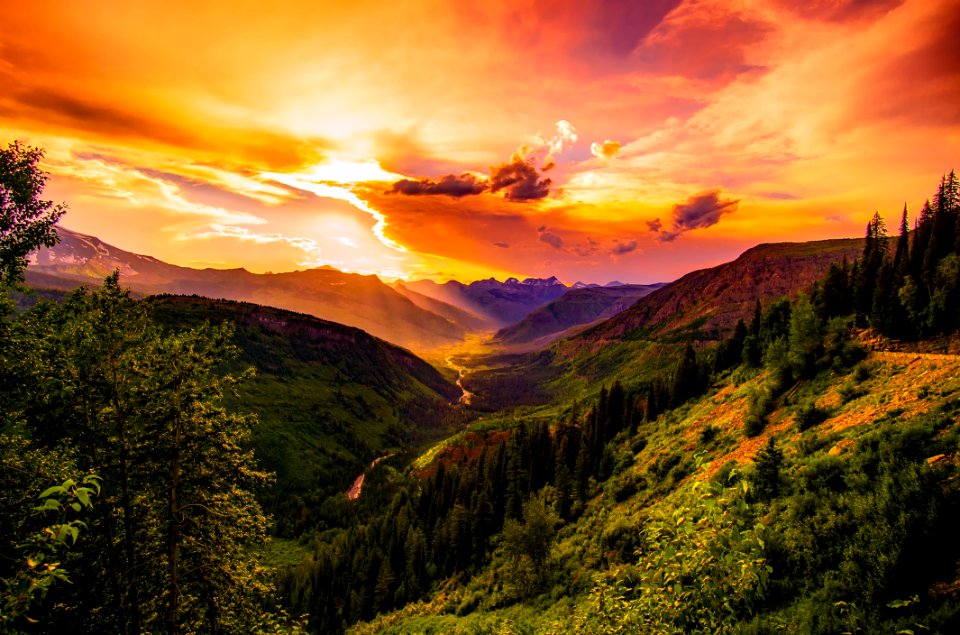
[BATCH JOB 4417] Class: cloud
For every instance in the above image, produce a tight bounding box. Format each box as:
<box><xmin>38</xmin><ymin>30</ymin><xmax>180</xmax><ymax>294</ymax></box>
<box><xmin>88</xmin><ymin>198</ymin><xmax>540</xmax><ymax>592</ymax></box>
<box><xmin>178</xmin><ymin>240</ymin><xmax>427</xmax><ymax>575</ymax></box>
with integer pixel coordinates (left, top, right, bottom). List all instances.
<box><xmin>590</xmin><ymin>139</ymin><xmax>622</xmax><ymax>159</ymax></box>
<box><xmin>385</xmin><ymin>120</ymin><xmax>574</xmax><ymax>203</ymax></box>
<box><xmin>579</xmin><ymin>0</ymin><xmax>684</xmax><ymax>57</ymax></box>
<box><xmin>491</xmin><ymin>157</ymin><xmax>552</xmax><ymax>201</ymax></box>
<box><xmin>390</xmin><ymin>172</ymin><xmax>488</xmax><ymax>197</ymax></box>
<box><xmin>191</xmin><ymin>224</ymin><xmax>322</xmax><ymax>256</ymax></box>
<box><xmin>648</xmin><ymin>189</ymin><xmax>738</xmax><ymax>242</ymax></box>
<box><xmin>548</xmin><ymin>119</ymin><xmax>578</xmax><ymax>156</ymax></box>
<box><xmin>673</xmin><ymin>189</ymin><xmax>738</xmax><ymax>230</ymax></box>
<box><xmin>611</xmin><ymin>239</ymin><xmax>638</xmax><ymax>255</ymax></box>
<box><xmin>631</xmin><ymin>2</ymin><xmax>771</xmax><ymax>84</ymax></box>
<box><xmin>494</xmin><ymin>241</ymin><xmax>510</xmax><ymax>248</ymax></box>
<box><xmin>537</xmin><ymin>225</ymin><xmax>564</xmax><ymax>249</ymax></box>
<box><xmin>531</xmin><ymin>119</ymin><xmax>579</xmax><ymax>171</ymax></box>
<box><xmin>771</xmin><ymin>0</ymin><xmax>904</xmax><ymax>23</ymax></box>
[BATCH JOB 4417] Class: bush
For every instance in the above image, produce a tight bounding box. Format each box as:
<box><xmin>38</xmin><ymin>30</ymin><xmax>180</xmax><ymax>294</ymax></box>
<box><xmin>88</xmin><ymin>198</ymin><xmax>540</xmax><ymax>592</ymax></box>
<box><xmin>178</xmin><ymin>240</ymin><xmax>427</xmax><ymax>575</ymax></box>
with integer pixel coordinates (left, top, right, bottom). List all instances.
<box><xmin>572</xmin><ymin>479</ymin><xmax>769</xmax><ymax>634</ymax></box>
<box><xmin>744</xmin><ymin>384</ymin><xmax>774</xmax><ymax>437</ymax></box>
<box><xmin>795</xmin><ymin>402</ymin><xmax>828</xmax><ymax>431</ymax></box>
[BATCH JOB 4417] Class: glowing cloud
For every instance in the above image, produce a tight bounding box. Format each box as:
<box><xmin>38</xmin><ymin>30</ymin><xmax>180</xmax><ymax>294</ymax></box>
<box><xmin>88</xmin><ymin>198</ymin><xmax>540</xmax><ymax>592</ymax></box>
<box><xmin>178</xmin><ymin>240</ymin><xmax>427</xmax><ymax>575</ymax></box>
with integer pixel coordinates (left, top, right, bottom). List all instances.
<box><xmin>262</xmin><ymin>166</ymin><xmax>407</xmax><ymax>253</ymax></box>
<box><xmin>590</xmin><ymin>140</ymin><xmax>622</xmax><ymax>159</ymax></box>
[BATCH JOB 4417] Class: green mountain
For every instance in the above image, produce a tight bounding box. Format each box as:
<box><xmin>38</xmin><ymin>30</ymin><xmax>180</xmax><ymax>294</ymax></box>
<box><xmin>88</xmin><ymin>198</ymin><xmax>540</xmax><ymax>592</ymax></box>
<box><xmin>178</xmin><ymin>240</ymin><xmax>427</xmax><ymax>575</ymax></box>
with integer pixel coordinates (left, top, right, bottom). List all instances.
<box><xmin>277</xmin><ymin>190</ymin><xmax>960</xmax><ymax>632</ymax></box>
<box><xmin>145</xmin><ymin>295</ymin><xmax>461</xmax><ymax>531</ymax></box>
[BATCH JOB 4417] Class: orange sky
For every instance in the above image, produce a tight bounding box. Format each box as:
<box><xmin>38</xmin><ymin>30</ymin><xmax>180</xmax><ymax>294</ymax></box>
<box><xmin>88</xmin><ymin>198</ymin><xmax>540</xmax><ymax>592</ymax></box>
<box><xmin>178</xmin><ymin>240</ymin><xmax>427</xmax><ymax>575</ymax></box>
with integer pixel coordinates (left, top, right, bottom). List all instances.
<box><xmin>1</xmin><ymin>0</ymin><xmax>958</xmax><ymax>283</ymax></box>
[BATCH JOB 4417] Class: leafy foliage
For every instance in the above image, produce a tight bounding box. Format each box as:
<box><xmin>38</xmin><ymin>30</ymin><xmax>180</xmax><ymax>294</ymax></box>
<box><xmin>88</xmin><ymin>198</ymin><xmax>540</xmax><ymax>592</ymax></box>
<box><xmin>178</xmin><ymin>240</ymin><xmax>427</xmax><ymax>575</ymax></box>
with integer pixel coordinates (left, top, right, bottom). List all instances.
<box><xmin>1</xmin><ymin>475</ymin><xmax>99</xmax><ymax>630</ymax></box>
<box><xmin>572</xmin><ymin>477</ymin><xmax>769</xmax><ymax>634</ymax></box>
<box><xmin>0</xmin><ymin>142</ymin><xmax>66</xmax><ymax>287</ymax></box>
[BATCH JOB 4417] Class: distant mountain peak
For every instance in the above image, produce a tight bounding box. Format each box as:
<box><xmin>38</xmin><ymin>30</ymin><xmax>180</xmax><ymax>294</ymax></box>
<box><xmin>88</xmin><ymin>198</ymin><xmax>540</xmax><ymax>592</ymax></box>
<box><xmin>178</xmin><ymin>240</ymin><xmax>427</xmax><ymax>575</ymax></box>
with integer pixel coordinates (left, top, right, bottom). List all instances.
<box><xmin>520</xmin><ymin>276</ymin><xmax>563</xmax><ymax>287</ymax></box>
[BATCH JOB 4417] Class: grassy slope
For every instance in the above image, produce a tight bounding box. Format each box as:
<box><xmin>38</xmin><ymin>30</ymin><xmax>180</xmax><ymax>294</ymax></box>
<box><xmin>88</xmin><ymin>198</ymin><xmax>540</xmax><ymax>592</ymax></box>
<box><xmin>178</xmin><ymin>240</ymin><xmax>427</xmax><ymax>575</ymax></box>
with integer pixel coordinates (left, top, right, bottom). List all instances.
<box><xmin>350</xmin><ymin>349</ymin><xmax>960</xmax><ymax>633</ymax></box>
<box><xmin>147</xmin><ymin>295</ymin><xmax>462</xmax><ymax>495</ymax></box>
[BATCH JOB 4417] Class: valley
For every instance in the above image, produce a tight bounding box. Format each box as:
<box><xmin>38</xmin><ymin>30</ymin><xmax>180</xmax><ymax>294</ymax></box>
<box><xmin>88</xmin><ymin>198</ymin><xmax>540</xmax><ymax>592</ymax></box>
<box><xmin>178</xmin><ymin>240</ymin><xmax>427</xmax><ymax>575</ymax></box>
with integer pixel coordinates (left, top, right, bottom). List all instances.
<box><xmin>6</xmin><ymin>161</ymin><xmax>960</xmax><ymax>633</ymax></box>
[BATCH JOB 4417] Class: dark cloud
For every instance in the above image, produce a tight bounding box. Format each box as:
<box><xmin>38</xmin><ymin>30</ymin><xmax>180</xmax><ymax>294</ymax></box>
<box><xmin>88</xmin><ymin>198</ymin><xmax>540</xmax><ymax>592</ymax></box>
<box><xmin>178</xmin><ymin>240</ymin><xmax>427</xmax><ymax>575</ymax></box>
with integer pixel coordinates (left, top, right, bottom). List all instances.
<box><xmin>490</xmin><ymin>158</ymin><xmax>552</xmax><ymax>201</ymax></box>
<box><xmin>672</xmin><ymin>190</ymin><xmax>739</xmax><ymax>230</ymax></box>
<box><xmin>538</xmin><ymin>225</ymin><xmax>564</xmax><ymax>249</ymax></box>
<box><xmin>494</xmin><ymin>241</ymin><xmax>510</xmax><ymax>248</ymax></box>
<box><xmin>648</xmin><ymin>190</ymin><xmax>738</xmax><ymax>242</ymax></box>
<box><xmin>586</xmin><ymin>0</ymin><xmax>684</xmax><ymax>57</ymax></box>
<box><xmin>390</xmin><ymin>173</ymin><xmax>488</xmax><ymax>198</ymax></box>
<box><xmin>389</xmin><ymin>155</ymin><xmax>553</xmax><ymax>204</ymax></box>
<box><xmin>611</xmin><ymin>240</ymin><xmax>638</xmax><ymax>255</ymax></box>
<box><xmin>772</xmin><ymin>0</ymin><xmax>903</xmax><ymax>23</ymax></box>
<box><xmin>0</xmin><ymin>81</ymin><xmax>332</xmax><ymax>169</ymax></box>
<box><xmin>574</xmin><ymin>237</ymin><xmax>601</xmax><ymax>257</ymax></box>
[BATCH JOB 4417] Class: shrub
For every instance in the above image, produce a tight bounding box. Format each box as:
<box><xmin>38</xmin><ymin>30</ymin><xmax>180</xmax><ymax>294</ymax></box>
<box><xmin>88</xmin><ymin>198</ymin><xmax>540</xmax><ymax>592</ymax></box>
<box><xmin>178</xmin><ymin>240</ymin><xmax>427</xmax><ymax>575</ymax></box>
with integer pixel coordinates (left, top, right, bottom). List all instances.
<box><xmin>795</xmin><ymin>402</ymin><xmax>828</xmax><ymax>431</ymax></box>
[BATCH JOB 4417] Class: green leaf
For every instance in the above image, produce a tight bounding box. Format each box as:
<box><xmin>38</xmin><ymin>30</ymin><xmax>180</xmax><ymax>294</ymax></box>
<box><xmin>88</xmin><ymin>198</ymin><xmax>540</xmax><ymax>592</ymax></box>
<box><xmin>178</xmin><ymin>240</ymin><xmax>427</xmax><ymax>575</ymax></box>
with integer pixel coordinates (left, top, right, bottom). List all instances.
<box><xmin>38</xmin><ymin>486</ymin><xmax>64</xmax><ymax>499</ymax></box>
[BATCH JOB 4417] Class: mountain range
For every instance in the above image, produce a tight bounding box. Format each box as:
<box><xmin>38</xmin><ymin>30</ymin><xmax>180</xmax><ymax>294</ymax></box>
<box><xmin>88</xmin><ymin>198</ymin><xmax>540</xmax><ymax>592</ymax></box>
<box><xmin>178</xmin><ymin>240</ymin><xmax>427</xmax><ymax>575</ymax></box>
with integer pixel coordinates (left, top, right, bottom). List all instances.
<box><xmin>492</xmin><ymin>283</ymin><xmax>666</xmax><ymax>348</ymax></box>
<box><xmin>30</xmin><ymin>228</ymin><xmax>609</xmax><ymax>351</ymax></box>
<box><xmin>28</xmin><ymin>227</ymin><xmax>471</xmax><ymax>351</ymax></box>
<box><xmin>403</xmin><ymin>276</ymin><xmax>570</xmax><ymax>327</ymax></box>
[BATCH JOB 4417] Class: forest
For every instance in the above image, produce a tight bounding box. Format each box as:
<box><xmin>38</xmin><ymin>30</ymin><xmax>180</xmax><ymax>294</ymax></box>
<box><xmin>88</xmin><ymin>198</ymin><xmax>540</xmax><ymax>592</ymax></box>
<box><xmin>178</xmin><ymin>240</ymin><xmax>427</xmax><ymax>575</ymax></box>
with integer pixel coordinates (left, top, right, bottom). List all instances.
<box><xmin>2</xmin><ymin>138</ymin><xmax>960</xmax><ymax>634</ymax></box>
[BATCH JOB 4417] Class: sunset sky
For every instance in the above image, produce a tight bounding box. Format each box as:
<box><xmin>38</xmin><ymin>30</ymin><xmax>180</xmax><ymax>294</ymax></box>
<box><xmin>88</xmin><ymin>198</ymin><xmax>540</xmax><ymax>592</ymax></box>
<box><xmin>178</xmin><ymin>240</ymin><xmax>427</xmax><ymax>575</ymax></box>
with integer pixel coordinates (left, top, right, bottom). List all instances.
<box><xmin>2</xmin><ymin>0</ymin><xmax>958</xmax><ymax>284</ymax></box>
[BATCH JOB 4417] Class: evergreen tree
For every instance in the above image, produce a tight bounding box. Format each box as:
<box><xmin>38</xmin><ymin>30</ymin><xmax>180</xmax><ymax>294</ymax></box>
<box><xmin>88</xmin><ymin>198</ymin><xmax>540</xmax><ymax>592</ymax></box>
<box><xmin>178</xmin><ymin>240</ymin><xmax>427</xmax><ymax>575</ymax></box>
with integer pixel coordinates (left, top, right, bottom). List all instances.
<box><xmin>670</xmin><ymin>343</ymin><xmax>700</xmax><ymax>407</ymax></box>
<box><xmin>752</xmin><ymin>437</ymin><xmax>784</xmax><ymax>501</ymax></box>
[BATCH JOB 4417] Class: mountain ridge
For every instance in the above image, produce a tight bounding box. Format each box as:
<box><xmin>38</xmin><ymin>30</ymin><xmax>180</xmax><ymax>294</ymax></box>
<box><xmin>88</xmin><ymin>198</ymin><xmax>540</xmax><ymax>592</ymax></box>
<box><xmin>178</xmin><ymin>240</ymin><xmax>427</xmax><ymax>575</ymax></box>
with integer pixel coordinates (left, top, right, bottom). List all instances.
<box><xmin>492</xmin><ymin>283</ymin><xmax>667</xmax><ymax>348</ymax></box>
<box><xmin>405</xmin><ymin>275</ymin><xmax>569</xmax><ymax>327</ymax></box>
<box><xmin>29</xmin><ymin>227</ymin><xmax>467</xmax><ymax>351</ymax></box>
<box><xmin>577</xmin><ymin>238</ymin><xmax>864</xmax><ymax>344</ymax></box>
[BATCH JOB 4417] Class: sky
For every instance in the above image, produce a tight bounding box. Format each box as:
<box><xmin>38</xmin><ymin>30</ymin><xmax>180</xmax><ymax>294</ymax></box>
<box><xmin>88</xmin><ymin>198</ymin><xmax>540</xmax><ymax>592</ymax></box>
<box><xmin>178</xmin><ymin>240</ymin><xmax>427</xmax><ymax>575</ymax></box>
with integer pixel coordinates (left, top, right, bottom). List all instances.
<box><xmin>1</xmin><ymin>0</ymin><xmax>958</xmax><ymax>284</ymax></box>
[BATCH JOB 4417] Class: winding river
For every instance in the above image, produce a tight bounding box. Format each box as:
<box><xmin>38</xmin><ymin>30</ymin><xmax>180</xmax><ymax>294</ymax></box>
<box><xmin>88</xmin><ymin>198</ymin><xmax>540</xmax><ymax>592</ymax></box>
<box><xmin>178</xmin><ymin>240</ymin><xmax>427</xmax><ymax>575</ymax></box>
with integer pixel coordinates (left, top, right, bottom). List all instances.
<box><xmin>445</xmin><ymin>355</ymin><xmax>474</xmax><ymax>405</ymax></box>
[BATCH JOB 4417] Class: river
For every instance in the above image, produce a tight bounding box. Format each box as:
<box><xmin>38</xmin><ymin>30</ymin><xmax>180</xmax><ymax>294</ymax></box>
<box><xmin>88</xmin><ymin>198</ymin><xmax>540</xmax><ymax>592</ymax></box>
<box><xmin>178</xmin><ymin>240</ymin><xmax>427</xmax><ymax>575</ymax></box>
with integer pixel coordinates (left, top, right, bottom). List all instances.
<box><xmin>445</xmin><ymin>355</ymin><xmax>474</xmax><ymax>405</ymax></box>
<box><xmin>345</xmin><ymin>453</ymin><xmax>395</xmax><ymax>501</ymax></box>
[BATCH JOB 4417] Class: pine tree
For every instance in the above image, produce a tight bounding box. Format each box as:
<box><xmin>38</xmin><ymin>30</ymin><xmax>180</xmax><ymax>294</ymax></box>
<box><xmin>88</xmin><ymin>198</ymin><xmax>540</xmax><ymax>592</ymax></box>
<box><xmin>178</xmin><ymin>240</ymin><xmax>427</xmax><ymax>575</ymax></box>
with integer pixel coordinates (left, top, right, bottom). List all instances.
<box><xmin>894</xmin><ymin>205</ymin><xmax>910</xmax><ymax>275</ymax></box>
<box><xmin>670</xmin><ymin>343</ymin><xmax>700</xmax><ymax>407</ymax></box>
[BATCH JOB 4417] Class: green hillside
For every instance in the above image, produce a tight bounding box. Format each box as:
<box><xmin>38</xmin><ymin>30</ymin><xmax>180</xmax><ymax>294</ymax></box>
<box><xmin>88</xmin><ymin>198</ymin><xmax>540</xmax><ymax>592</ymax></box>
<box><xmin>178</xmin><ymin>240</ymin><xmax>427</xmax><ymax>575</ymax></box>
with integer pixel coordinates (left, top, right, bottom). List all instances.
<box><xmin>146</xmin><ymin>295</ymin><xmax>462</xmax><ymax>532</ymax></box>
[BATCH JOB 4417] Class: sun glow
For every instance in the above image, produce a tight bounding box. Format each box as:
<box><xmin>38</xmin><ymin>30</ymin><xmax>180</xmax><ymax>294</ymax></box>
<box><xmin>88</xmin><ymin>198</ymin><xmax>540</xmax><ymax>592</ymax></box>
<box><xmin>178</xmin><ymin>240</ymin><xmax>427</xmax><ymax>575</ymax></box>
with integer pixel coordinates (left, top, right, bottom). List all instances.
<box><xmin>262</xmin><ymin>163</ymin><xmax>408</xmax><ymax>254</ymax></box>
<box><xmin>2</xmin><ymin>0</ymin><xmax>956</xmax><ymax>284</ymax></box>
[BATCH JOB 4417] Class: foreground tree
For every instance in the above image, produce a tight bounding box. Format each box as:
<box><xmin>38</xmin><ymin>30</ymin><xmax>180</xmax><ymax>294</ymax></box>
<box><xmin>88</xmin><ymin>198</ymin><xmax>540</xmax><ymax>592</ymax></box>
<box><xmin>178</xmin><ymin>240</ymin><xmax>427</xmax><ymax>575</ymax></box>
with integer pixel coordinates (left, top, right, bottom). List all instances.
<box><xmin>0</xmin><ymin>142</ymin><xmax>66</xmax><ymax>287</ymax></box>
<box><xmin>13</xmin><ymin>275</ymin><xmax>276</xmax><ymax>633</ymax></box>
